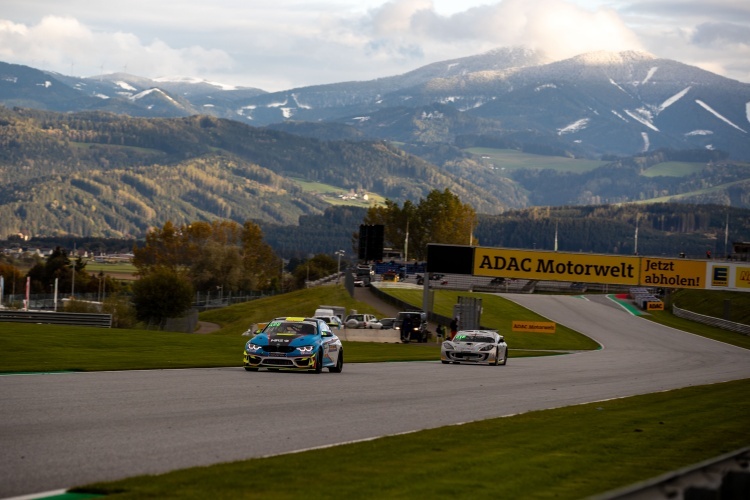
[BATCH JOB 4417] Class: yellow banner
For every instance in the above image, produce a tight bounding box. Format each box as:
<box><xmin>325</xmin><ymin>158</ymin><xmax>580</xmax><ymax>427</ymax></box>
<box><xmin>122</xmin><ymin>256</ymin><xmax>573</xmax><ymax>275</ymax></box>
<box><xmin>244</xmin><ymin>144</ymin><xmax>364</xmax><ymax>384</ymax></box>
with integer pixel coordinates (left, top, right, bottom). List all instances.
<box><xmin>474</xmin><ymin>248</ymin><xmax>639</xmax><ymax>285</ymax></box>
<box><xmin>512</xmin><ymin>321</ymin><xmax>556</xmax><ymax>333</ymax></box>
<box><xmin>646</xmin><ymin>301</ymin><xmax>664</xmax><ymax>311</ymax></box>
<box><xmin>736</xmin><ymin>267</ymin><xmax>750</xmax><ymax>289</ymax></box>
<box><xmin>641</xmin><ymin>258</ymin><xmax>706</xmax><ymax>289</ymax></box>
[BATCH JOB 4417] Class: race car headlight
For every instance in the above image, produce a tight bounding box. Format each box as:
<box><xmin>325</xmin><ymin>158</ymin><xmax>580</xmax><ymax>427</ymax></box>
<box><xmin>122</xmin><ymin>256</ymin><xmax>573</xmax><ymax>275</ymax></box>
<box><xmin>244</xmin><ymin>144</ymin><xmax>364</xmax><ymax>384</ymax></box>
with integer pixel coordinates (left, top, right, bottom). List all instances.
<box><xmin>246</xmin><ymin>343</ymin><xmax>263</xmax><ymax>353</ymax></box>
<box><xmin>296</xmin><ymin>345</ymin><xmax>315</xmax><ymax>354</ymax></box>
<box><xmin>442</xmin><ymin>342</ymin><xmax>454</xmax><ymax>350</ymax></box>
<box><xmin>479</xmin><ymin>345</ymin><xmax>494</xmax><ymax>351</ymax></box>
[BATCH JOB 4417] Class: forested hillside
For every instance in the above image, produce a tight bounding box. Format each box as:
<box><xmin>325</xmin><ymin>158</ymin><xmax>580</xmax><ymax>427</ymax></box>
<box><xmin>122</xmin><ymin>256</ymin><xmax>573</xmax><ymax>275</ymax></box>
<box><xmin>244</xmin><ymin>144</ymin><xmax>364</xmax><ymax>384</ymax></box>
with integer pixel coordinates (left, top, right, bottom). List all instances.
<box><xmin>0</xmin><ymin>107</ymin><xmax>515</xmax><ymax>238</ymax></box>
<box><xmin>2</xmin><ymin>106</ymin><xmax>750</xmax><ymax>248</ymax></box>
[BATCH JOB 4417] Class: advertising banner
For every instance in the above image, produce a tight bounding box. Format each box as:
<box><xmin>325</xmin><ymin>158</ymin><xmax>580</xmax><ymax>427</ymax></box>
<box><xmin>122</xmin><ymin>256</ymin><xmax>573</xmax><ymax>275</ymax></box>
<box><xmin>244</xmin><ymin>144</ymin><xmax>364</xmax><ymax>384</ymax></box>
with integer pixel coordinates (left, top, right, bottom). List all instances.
<box><xmin>511</xmin><ymin>321</ymin><xmax>556</xmax><ymax>333</ymax></box>
<box><xmin>736</xmin><ymin>266</ymin><xmax>750</xmax><ymax>289</ymax></box>
<box><xmin>473</xmin><ymin>247</ymin><xmax>640</xmax><ymax>285</ymax></box>
<box><xmin>640</xmin><ymin>257</ymin><xmax>707</xmax><ymax>289</ymax></box>
<box><xmin>428</xmin><ymin>243</ymin><xmax>750</xmax><ymax>292</ymax></box>
<box><xmin>646</xmin><ymin>301</ymin><xmax>664</xmax><ymax>311</ymax></box>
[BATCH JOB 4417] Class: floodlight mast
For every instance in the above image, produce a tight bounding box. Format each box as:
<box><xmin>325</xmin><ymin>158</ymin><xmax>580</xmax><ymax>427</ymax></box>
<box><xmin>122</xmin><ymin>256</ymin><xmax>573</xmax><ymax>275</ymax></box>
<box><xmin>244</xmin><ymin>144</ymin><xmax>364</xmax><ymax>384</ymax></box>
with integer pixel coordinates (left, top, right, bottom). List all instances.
<box><xmin>335</xmin><ymin>250</ymin><xmax>345</xmax><ymax>284</ymax></box>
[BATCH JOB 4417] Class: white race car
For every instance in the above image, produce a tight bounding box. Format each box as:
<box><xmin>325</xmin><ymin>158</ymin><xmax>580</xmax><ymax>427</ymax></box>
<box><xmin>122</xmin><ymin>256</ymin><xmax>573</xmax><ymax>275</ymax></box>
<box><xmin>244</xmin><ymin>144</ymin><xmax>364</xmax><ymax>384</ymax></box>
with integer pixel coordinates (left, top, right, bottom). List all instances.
<box><xmin>441</xmin><ymin>330</ymin><xmax>508</xmax><ymax>365</ymax></box>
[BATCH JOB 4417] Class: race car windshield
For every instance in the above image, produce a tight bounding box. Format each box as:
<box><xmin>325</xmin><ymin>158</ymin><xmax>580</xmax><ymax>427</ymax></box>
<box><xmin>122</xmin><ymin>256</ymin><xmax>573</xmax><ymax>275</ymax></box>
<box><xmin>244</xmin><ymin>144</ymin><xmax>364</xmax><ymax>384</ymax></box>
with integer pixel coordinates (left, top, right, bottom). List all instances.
<box><xmin>454</xmin><ymin>334</ymin><xmax>495</xmax><ymax>343</ymax></box>
<box><xmin>265</xmin><ymin>322</ymin><xmax>317</xmax><ymax>336</ymax></box>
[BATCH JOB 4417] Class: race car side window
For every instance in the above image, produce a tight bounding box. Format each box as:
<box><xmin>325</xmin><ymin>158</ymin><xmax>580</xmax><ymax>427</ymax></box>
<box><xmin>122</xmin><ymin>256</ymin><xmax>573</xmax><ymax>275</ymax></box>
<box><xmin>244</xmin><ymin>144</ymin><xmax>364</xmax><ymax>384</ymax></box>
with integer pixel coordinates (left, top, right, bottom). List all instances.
<box><xmin>320</xmin><ymin>323</ymin><xmax>332</xmax><ymax>337</ymax></box>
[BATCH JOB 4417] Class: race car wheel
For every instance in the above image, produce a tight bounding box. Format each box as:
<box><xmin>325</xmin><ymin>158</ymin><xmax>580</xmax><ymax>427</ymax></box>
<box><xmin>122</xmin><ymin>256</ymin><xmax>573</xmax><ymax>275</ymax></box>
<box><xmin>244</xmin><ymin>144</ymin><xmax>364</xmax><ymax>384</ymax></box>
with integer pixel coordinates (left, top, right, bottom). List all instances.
<box><xmin>329</xmin><ymin>350</ymin><xmax>343</xmax><ymax>373</ymax></box>
<box><xmin>492</xmin><ymin>348</ymin><xmax>500</xmax><ymax>366</ymax></box>
<box><xmin>314</xmin><ymin>348</ymin><xmax>324</xmax><ymax>374</ymax></box>
<box><xmin>499</xmin><ymin>348</ymin><xmax>508</xmax><ymax>366</ymax></box>
<box><xmin>244</xmin><ymin>367</ymin><xmax>258</xmax><ymax>371</ymax></box>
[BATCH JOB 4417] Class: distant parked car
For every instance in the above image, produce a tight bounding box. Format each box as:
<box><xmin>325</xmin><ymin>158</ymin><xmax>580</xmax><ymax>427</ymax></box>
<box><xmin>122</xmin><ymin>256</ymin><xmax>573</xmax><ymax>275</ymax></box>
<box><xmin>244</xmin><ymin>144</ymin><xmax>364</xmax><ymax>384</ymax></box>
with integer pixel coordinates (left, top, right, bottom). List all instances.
<box><xmin>315</xmin><ymin>315</ymin><xmax>343</xmax><ymax>330</ymax></box>
<box><xmin>345</xmin><ymin>313</ymin><xmax>381</xmax><ymax>329</ymax></box>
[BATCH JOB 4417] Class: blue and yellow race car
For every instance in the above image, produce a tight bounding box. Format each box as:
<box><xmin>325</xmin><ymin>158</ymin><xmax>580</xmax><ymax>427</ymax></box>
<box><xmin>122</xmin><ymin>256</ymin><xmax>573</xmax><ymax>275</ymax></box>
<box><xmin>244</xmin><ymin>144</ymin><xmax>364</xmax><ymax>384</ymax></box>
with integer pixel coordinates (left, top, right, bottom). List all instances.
<box><xmin>243</xmin><ymin>317</ymin><xmax>344</xmax><ymax>373</ymax></box>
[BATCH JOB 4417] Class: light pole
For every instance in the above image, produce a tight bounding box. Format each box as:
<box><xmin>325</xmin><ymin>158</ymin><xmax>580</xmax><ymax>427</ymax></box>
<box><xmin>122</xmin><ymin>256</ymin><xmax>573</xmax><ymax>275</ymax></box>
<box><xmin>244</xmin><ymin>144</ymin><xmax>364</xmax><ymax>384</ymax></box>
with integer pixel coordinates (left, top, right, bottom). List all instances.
<box><xmin>70</xmin><ymin>260</ymin><xmax>75</xmax><ymax>298</ymax></box>
<box><xmin>335</xmin><ymin>250</ymin><xmax>345</xmax><ymax>284</ymax></box>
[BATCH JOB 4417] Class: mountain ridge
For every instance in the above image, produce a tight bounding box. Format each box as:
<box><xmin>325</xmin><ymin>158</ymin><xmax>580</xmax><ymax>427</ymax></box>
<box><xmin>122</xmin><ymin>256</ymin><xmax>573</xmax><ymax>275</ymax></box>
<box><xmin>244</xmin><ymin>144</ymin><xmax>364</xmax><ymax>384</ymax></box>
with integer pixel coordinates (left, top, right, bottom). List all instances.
<box><xmin>2</xmin><ymin>47</ymin><xmax>748</xmax><ymax>159</ymax></box>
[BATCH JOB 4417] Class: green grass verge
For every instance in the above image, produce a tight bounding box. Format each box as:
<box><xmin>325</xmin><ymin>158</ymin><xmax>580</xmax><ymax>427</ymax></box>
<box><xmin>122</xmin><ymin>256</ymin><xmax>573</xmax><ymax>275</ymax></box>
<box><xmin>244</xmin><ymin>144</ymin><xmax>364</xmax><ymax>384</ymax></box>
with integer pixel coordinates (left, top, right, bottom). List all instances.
<box><xmin>668</xmin><ymin>289</ymin><xmax>750</xmax><ymax>325</ymax></box>
<box><xmin>0</xmin><ymin>323</ymin><xmax>448</xmax><ymax>373</ymax></box>
<box><xmin>73</xmin><ymin>378</ymin><xmax>750</xmax><ymax>499</ymax></box>
<box><xmin>199</xmin><ymin>285</ymin><xmax>384</xmax><ymax>336</ymax></box>
<box><xmin>643</xmin><ymin>310</ymin><xmax>750</xmax><ymax>350</ymax></box>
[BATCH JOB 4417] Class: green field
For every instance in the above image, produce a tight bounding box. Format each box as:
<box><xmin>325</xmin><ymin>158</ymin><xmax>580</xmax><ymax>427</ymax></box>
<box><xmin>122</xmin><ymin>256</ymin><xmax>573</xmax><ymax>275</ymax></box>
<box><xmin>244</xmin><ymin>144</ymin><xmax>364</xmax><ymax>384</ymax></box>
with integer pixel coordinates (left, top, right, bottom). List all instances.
<box><xmin>464</xmin><ymin>148</ymin><xmax>608</xmax><ymax>173</ymax></box>
<box><xmin>85</xmin><ymin>261</ymin><xmax>137</xmax><ymax>275</ymax></box>
<box><xmin>291</xmin><ymin>178</ymin><xmax>386</xmax><ymax>207</ymax></box>
<box><xmin>640</xmin><ymin>161</ymin><xmax>706</xmax><ymax>177</ymax></box>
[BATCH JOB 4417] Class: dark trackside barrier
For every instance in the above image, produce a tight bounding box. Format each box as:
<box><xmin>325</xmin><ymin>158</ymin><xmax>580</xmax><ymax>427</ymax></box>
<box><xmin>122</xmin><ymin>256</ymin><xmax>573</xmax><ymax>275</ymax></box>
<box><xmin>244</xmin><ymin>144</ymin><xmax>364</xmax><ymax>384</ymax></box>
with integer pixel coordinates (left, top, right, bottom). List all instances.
<box><xmin>0</xmin><ymin>310</ymin><xmax>112</xmax><ymax>328</ymax></box>
<box><xmin>594</xmin><ymin>447</ymin><xmax>749</xmax><ymax>499</ymax></box>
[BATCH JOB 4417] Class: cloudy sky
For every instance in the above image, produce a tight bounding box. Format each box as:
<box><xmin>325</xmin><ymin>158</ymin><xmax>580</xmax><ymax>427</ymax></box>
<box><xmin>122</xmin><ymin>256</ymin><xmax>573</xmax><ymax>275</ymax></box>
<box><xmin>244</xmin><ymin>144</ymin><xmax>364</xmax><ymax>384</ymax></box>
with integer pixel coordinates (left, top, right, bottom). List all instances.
<box><xmin>1</xmin><ymin>0</ymin><xmax>748</xmax><ymax>91</ymax></box>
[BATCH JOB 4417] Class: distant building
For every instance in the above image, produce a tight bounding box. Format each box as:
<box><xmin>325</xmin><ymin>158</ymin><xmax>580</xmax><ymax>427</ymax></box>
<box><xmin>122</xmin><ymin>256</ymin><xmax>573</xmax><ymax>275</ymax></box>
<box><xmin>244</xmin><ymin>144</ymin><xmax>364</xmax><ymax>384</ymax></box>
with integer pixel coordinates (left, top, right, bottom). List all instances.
<box><xmin>732</xmin><ymin>242</ymin><xmax>750</xmax><ymax>261</ymax></box>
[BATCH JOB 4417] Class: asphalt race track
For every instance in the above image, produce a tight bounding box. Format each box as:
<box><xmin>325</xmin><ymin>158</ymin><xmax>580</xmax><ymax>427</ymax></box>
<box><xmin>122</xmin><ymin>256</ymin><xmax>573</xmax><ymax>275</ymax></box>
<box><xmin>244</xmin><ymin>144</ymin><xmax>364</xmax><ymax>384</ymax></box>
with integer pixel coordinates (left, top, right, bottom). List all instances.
<box><xmin>2</xmin><ymin>295</ymin><xmax>750</xmax><ymax>498</ymax></box>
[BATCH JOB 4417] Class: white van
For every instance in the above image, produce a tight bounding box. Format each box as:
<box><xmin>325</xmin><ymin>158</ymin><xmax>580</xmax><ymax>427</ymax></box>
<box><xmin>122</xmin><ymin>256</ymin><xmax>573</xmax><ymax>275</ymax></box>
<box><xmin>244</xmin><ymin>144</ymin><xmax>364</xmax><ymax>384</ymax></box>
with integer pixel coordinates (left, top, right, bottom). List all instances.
<box><xmin>314</xmin><ymin>308</ymin><xmax>335</xmax><ymax>318</ymax></box>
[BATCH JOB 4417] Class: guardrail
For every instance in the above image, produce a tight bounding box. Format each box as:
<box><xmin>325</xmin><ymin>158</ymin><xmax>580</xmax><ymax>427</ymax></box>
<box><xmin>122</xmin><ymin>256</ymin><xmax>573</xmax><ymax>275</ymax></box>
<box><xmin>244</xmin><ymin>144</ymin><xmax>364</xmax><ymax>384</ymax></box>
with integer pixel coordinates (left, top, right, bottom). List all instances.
<box><xmin>595</xmin><ymin>446</ymin><xmax>750</xmax><ymax>499</ymax></box>
<box><xmin>673</xmin><ymin>304</ymin><xmax>750</xmax><ymax>335</ymax></box>
<box><xmin>0</xmin><ymin>310</ymin><xmax>112</xmax><ymax>328</ymax></box>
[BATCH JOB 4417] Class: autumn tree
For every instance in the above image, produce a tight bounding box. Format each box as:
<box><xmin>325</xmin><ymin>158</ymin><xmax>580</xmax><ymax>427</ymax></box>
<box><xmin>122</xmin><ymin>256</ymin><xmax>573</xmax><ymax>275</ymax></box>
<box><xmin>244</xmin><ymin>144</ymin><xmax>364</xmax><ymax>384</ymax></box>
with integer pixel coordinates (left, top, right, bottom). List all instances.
<box><xmin>0</xmin><ymin>262</ymin><xmax>26</xmax><ymax>298</ymax></box>
<box><xmin>131</xmin><ymin>267</ymin><xmax>194</xmax><ymax>326</ymax></box>
<box><xmin>132</xmin><ymin>221</ymin><xmax>187</xmax><ymax>273</ymax></box>
<box><xmin>363</xmin><ymin>189</ymin><xmax>477</xmax><ymax>260</ymax></box>
<box><xmin>133</xmin><ymin>219</ymin><xmax>281</xmax><ymax>293</ymax></box>
<box><xmin>240</xmin><ymin>221</ymin><xmax>282</xmax><ymax>291</ymax></box>
<box><xmin>25</xmin><ymin>246</ymin><xmax>89</xmax><ymax>294</ymax></box>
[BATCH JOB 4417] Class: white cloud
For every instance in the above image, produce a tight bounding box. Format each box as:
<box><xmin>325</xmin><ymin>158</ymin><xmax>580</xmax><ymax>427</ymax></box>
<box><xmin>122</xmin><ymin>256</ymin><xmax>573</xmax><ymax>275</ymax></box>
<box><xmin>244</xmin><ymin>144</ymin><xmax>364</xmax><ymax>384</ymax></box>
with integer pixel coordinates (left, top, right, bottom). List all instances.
<box><xmin>0</xmin><ymin>15</ymin><xmax>233</xmax><ymax>79</ymax></box>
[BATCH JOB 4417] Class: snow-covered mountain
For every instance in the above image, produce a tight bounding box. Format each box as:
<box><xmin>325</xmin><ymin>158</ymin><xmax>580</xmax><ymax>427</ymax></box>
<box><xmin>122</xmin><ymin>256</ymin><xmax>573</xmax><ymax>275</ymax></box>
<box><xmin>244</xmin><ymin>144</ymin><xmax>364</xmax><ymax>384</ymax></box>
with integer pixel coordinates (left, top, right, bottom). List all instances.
<box><xmin>1</xmin><ymin>47</ymin><xmax>749</xmax><ymax>159</ymax></box>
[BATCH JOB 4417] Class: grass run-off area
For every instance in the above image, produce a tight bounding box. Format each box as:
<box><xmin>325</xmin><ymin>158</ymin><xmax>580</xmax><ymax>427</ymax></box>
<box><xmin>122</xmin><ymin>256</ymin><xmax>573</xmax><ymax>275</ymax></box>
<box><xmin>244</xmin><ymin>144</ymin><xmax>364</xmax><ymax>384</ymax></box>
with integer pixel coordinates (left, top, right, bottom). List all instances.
<box><xmin>464</xmin><ymin>147</ymin><xmax>608</xmax><ymax>173</ymax></box>
<box><xmin>3</xmin><ymin>284</ymin><xmax>749</xmax><ymax>498</ymax></box>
